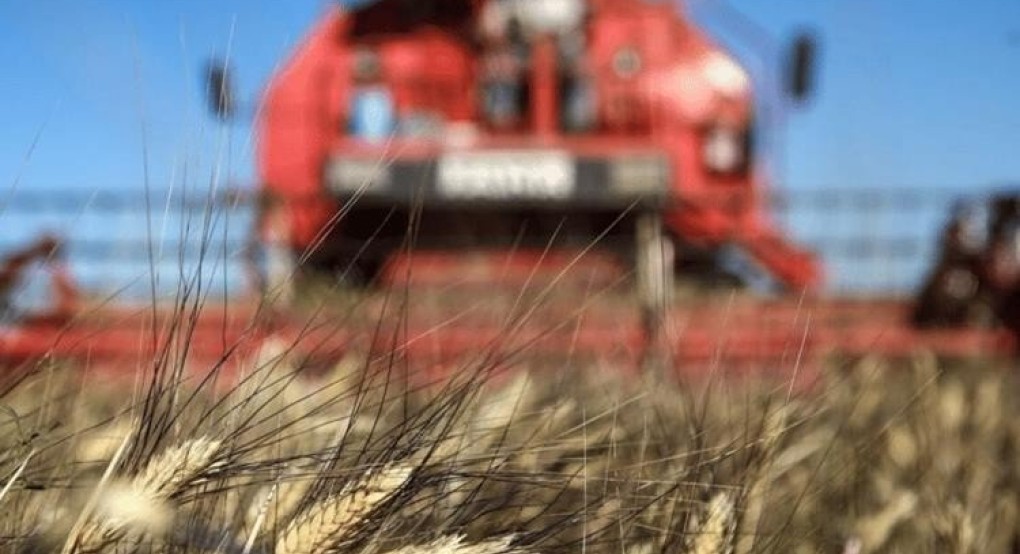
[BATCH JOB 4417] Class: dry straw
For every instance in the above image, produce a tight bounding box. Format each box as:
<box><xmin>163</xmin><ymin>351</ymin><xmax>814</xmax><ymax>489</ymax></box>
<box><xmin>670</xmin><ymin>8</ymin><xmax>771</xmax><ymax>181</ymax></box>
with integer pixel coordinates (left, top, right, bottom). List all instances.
<box><xmin>275</xmin><ymin>465</ymin><xmax>412</xmax><ymax>554</ymax></box>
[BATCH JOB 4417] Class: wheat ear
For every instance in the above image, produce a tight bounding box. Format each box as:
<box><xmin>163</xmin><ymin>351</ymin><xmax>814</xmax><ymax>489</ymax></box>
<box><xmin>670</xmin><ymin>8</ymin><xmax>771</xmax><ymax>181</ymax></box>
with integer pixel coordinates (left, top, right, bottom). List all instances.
<box><xmin>70</xmin><ymin>437</ymin><xmax>223</xmax><ymax>553</ymax></box>
<box><xmin>275</xmin><ymin>465</ymin><xmax>411</xmax><ymax>554</ymax></box>
<box><xmin>689</xmin><ymin>493</ymin><xmax>735</xmax><ymax>554</ymax></box>
<box><xmin>384</xmin><ymin>534</ymin><xmax>522</xmax><ymax>554</ymax></box>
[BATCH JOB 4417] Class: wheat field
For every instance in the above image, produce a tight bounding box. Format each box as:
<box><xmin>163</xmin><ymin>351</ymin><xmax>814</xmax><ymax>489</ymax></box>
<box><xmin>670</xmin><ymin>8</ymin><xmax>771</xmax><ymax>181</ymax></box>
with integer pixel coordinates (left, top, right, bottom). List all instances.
<box><xmin>0</xmin><ymin>328</ymin><xmax>1016</xmax><ymax>554</ymax></box>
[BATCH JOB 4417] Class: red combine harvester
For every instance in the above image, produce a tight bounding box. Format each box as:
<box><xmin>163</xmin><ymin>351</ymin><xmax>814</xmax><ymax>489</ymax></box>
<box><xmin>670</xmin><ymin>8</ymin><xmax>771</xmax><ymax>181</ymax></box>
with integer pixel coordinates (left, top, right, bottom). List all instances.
<box><xmin>252</xmin><ymin>0</ymin><xmax>821</xmax><ymax>295</ymax></box>
<box><xmin>0</xmin><ymin>0</ymin><xmax>1015</xmax><ymax>383</ymax></box>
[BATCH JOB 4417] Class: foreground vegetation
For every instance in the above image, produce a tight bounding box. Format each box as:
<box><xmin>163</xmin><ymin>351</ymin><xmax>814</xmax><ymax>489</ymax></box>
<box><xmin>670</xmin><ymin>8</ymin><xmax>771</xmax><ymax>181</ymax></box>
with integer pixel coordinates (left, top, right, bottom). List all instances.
<box><xmin>0</xmin><ymin>342</ymin><xmax>1016</xmax><ymax>553</ymax></box>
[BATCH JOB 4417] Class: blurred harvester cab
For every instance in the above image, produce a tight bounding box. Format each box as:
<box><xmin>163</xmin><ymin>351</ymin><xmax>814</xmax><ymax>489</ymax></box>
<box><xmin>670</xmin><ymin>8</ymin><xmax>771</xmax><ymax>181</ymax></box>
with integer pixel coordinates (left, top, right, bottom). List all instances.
<box><xmin>232</xmin><ymin>0</ymin><xmax>820</xmax><ymax>291</ymax></box>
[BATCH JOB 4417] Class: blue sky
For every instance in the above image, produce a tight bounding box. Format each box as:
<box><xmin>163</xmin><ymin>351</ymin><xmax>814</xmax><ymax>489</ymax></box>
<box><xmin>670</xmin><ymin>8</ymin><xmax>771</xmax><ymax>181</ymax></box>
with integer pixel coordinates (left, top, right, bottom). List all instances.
<box><xmin>0</xmin><ymin>0</ymin><xmax>1018</xmax><ymax>292</ymax></box>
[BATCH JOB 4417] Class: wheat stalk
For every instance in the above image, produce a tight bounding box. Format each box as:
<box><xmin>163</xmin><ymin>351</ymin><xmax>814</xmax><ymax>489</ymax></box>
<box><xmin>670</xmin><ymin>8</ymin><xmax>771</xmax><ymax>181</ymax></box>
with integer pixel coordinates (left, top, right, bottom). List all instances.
<box><xmin>735</xmin><ymin>407</ymin><xmax>786</xmax><ymax>554</ymax></box>
<box><xmin>243</xmin><ymin>482</ymin><xmax>279</xmax><ymax>554</ymax></box>
<box><xmin>384</xmin><ymin>534</ymin><xmax>521</xmax><ymax>554</ymax></box>
<box><xmin>275</xmin><ymin>465</ymin><xmax>411</xmax><ymax>554</ymax></box>
<box><xmin>689</xmin><ymin>493</ymin><xmax>735</xmax><ymax>554</ymax></box>
<box><xmin>0</xmin><ymin>448</ymin><xmax>35</xmax><ymax>507</ymax></box>
<box><xmin>69</xmin><ymin>437</ymin><xmax>223</xmax><ymax>553</ymax></box>
<box><xmin>245</xmin><ymin>470</ymin><xmax>315</xmax><ymax>536</ymax></box>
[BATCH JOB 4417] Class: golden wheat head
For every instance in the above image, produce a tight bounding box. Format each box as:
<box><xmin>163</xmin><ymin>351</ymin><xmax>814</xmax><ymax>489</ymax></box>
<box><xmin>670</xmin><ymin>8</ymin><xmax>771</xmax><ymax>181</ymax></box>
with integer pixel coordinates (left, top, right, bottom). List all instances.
<box><xmin>69</xmin><ymin>437</ymin><xmax>223</xmax><ymax>553</ymax></box>
<box><xmin>689</xmin><ymin>493</ymin><xmax>735</xmax><ymax>554</ymax></box>
<box><xmin>385</xmin><ymin>534</ymin><xmax>523</xmax><ymax>554</ymax></box>
<box><xmin>275</xmin><ymin>465</ymin><xmax>412</xmax><ymax>554</ymax></box>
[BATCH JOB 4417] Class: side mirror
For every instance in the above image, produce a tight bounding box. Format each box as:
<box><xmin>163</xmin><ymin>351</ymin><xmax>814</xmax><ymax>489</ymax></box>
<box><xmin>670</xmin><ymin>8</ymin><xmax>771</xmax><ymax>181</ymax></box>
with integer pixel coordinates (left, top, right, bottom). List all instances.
<box><xmin>786</xmin><ymin>32</ymin><xmax>818</xmax><ymax>103</ymax></box>
<box><xmin>205</xmin><ymin>59</ymin><xmax>236</xmax><ymax>121</ymax></box>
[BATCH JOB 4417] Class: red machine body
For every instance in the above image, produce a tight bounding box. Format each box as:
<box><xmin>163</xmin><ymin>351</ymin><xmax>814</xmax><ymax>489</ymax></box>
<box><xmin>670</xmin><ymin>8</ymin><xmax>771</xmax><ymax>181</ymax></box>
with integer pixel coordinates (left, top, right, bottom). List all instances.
<box><xmin>258</xmin><ymin>0</ymin><xmax>820</xmax><ymax>289</ymax></box>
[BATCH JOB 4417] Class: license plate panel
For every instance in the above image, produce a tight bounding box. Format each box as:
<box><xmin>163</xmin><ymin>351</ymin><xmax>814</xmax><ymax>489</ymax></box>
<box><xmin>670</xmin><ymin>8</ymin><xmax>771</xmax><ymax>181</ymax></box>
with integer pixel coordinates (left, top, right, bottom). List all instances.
<box><xmin>437</xmin><ymin>151</ymin><xmax>576</xmax><ymax>200</ymax></box>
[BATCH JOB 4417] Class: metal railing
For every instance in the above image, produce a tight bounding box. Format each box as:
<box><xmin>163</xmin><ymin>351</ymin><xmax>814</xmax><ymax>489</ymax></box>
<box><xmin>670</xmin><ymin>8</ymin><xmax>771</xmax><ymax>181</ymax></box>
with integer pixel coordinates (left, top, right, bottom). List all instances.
<box><xmin>0</xmin><ymin>186</ymin><xmax>999</xmax><ymax>298</ymax></box>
